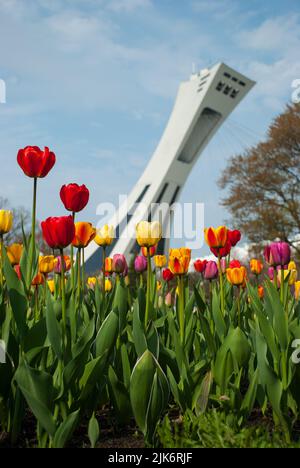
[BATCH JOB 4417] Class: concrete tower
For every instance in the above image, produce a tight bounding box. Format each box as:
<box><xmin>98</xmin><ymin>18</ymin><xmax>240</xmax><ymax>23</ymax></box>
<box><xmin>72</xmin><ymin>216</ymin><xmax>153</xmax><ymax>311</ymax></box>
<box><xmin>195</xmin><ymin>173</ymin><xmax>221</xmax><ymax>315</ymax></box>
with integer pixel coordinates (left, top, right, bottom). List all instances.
<box><xmin>85</xmin><ymin>62</ymin><xmax>255</xmax><ymax>272</ymax></box>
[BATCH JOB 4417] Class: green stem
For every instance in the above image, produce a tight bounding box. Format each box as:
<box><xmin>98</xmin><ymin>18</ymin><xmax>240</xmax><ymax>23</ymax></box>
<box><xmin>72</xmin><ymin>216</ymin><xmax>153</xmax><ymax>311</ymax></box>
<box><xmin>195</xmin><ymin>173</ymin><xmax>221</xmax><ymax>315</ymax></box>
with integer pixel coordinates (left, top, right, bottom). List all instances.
<box><xmin>82</xmin><ymin>248</ymin><xmax>85</xmax><ymax>287</ymax></box>
<box><xmin>178</xmin><ymin>275</ymin><xmax>185</xmax><ymax>344</ymax></box>
<box><xmin>237</xmin><ymin>286</ymin><xmax>241</xmax><ymax>328</ymax></box>
<box><xmin>218</xmin><ymin>253</ymin><xmax>225</xmax><ymax>316</ymax></box>
<box><xmin>27</xmin><ymin>177</ymin><xmax>37</xmax><ymax>289</ymax></box>
<box><xmin>280</xmin><ymin>267</ymin><xmax>284</xmax><ymax>304</ymax></box>
<box><xmin>145</xmin><ymin>250</ymin><xmax>151</xmax><ymax>328</ymax></box>
<box><xmin>102</xmin><ymin>246</ymin><xmax>106</xmax><ymax>293</ymax></box>
<box><xmin>0</xmin><ymin>234</ymin><xmax>3</xmax><ymax>290</ymax></box>
<box><xmin>60</xmin><ymin>249</ymin><xmax>67</xmax><ymax>346</ymax></box>
<box><xmin>77</xmin><ymin>248</ymin><xmax>81</xmax><ymax>306</ymax></box>
<box><xmin>70</xmin><ymin>212</ymin><xmax>75</xmax><ymax>292</ymax></box>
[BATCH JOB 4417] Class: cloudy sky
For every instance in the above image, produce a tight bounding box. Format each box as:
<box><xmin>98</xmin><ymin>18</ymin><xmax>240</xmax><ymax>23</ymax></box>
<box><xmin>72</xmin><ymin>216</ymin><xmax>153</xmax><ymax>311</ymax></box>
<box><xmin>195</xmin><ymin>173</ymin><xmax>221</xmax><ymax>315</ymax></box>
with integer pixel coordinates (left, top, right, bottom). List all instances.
<box><xmin>0</xmin><ymin>0</ymin><xmax>299</xmax><ymax>255</ymax></box>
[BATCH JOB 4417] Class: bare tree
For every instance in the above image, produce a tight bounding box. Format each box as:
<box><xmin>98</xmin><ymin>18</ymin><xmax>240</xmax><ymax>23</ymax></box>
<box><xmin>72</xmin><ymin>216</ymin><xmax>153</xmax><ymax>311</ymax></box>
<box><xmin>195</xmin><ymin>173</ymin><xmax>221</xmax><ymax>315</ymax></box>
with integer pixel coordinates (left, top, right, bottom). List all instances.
<box><xmin>219</xmin><ymin>103</ymin><xmax>300</xmax><ymax>259</ymax></box>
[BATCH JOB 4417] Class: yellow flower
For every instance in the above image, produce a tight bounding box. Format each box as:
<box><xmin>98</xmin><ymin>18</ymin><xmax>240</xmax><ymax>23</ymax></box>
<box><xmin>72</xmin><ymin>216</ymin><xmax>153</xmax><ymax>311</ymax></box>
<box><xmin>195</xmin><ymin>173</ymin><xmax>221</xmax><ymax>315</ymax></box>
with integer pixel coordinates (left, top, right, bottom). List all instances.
<box><xmin>168</xmin><ymin>248</ymin><xmax>191</xmax><ymax>275</ymax></box>
<box><xmin>157</xmin><ymin>280</ymin><xmax>162</xmax><ymax>291</ymax></box>
<box><xmin>105</xmin><ymin>278</ymin><xmax>112</xmax><ymax>292</ymax></box>
<box><xmin>136</xmin><ymin>221</ymin><xmax>162</xmax><ymax>248</ymax></box>
<box><xmin>7</xmin><ymin>243</ymin><xmax>23</xmax><ymax>265</ymax></box>
<box><xmin>204</xmin><ymin>226</ymin><xmax>227</xmax><ymax>248</ymax></box>
<box><xmin>39</xmin><ymin>255</ymin><xmax>55</xmax><ymax>274</ymax></box>
<box><xmin>226</xmin><ymin>266</ymin><xmax>247</xmax><ymax>286</ymax></box>
<box><xmin>87</xmin><ymin>276</ymin><xmax>97</xmax><ymax>288</ymax></box>
<box><xmin>278</xmin><ymin>267</ymin><xmax>298</xmax><ymax>286</ymax></box>
<box><xmin>295</xmin><ymin>281</ymin><xmax>300</xmax><ymax>300</ymax></box>
<box><xmin>94</xmin><ymin>225</ymin><xmax>114</xmax><ymax>247</ymax></box>
<box><xmin>154</xmin><ymin>255</ymin><xmax>167</xmax><ymax>268</ymax></box>
<box><xmin>47</xmin><ymin>279</ymin><xmax>55</xmax><ymax>294</ymax></box>
<box><xmin>0</xmin><ymin>210</ymin><xmax>13</xmax><ymax>235</ymax></box>
<box><xmin>250</xmin><ymin>259</ymin><xmax>263</xmax><ymax>275</ymax></box>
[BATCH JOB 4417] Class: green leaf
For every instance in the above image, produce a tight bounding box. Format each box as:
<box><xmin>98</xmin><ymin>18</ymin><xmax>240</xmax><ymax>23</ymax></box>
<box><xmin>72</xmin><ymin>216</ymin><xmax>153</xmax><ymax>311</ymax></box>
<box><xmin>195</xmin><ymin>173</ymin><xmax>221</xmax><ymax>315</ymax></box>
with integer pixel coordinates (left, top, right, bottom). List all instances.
<box><xmin>53</xmin><ymin>409</ymin><xmax>80</xmax><ymax>448</ymax></box>
<box><xmin>88</xmin><ymin>413</ymin><xmax>100</xmax><ymax>448</ymax></box>
<box><xmin>15</xmin><ymin>362</ymin><xmax>56</xmax><ymax>436</ymax></box>
<box><xmin>95</xmin><ymin>309</ymin><xmax>119</xmax><ymax>358</ymax></box>
<box><xmin>2</xmin><ymin>245</ymin><xmax>28</xmax><ymax>340</ymax></box>
<box><xmin>46</xmin><ymin>293</ymin><xmax>62</xmax><ymax>360</ymax></box>
<box><xmin>108</xmin><ymin>366</ymin><xmax>132</xmax><ymax>424</ymax></box>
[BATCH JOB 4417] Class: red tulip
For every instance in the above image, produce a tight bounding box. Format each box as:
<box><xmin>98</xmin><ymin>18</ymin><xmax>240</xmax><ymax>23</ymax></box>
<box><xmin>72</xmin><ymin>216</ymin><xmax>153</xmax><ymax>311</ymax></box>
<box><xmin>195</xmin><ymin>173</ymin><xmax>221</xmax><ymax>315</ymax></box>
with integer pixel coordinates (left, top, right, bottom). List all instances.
<box><xmin>60</xmin><ymin>183</ymin><xmax>89</xmax><ymax>213</ymax></box>
<box><xmin>162</xmin><ymin>268</ymin><xmax>174</xmax><ymax>282</ymax></box>
<box><xmin>229</xmin><ymin>259</ymin><xmax>241</xmax><ymax>268</ymax></box>
<box><xmin>210</xmin><ymin>239</ymin><xmax>231</xmax><ymax>258</ymax></box>
<box><xmin>194</xmin><ymin>259</ymin><xmax>207</xmax><ymax>273</ymax></box>
<box><xmin>17</xmin><ymin>146</ymin><xmax>56</xmax><ymax>178</ymax></box>
<box><xmin>227</xmin><ymin>229</ymin><xmax>241</xmax><ymax>247</ymax></box>
<box><xmin>41</xmin><ymin>216</ymin><xmax>75</xmax><ymax>250</ymax></box>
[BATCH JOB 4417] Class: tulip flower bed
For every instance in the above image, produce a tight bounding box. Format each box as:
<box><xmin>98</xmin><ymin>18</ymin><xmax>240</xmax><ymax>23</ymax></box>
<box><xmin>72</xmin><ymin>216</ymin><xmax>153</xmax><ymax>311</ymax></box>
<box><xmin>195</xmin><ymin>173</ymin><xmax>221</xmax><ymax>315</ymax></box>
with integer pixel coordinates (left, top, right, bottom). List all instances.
<box><xmin>0</xmin><ymin>146</ymin><xmax>300</xmax><ymax>448</ymax></box>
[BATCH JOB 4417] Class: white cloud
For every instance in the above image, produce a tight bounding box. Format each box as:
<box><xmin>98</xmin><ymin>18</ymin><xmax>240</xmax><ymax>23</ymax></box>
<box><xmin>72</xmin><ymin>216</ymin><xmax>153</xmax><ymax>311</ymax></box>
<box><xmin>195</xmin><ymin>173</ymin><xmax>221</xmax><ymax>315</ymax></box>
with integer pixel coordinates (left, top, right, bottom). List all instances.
<box><xmin>238</xmin><ymin>15</ymin><xmax>300</xmax><ymax>52</ymax></box>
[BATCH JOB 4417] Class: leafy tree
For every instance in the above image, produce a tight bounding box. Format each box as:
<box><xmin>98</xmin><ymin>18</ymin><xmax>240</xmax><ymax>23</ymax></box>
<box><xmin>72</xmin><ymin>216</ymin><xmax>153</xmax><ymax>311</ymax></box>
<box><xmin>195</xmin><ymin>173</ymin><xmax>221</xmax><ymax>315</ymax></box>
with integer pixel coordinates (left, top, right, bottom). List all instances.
<box><xmin>219</xmin><ymin>103</ymin><xmax>300</xmax><ymax>259</ymax></box>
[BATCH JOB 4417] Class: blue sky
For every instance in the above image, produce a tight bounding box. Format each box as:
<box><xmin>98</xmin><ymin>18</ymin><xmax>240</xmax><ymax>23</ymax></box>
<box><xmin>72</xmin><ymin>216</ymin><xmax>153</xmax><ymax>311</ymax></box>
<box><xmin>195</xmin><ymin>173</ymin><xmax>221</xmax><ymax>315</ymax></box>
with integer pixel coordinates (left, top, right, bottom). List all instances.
<box><xmin>0</xmin><ymin>0</ymin><xmax>299</xmax><ymax>256</ymax></box>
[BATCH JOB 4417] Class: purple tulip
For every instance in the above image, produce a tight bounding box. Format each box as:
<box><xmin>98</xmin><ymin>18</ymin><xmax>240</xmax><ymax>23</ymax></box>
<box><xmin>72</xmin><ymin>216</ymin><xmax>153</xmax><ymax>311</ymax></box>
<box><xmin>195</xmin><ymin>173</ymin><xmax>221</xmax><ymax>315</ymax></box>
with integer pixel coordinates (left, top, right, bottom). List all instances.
<box><xmin>204</xmin><ymin>260</ymin><xmax>218</xmax><ymax>280</ymax></box>
<box><xmin>112</xmin><ymin>254</ymin><xmax>127</xmax><ymax>274</ymax></box>
<box><xmin>268</xmin><ymin>267</ymin><xmax>275</xmax><ymax>280</ymax></box>
<box><xmin>269</xmin><ymin>242</ymin><xmax>291</xmax><ymax>266</ymax></box>
<box><xmin>134</xmin><ymin>255</ymin><xmax>147</xmax><ymax>274</ymax></box>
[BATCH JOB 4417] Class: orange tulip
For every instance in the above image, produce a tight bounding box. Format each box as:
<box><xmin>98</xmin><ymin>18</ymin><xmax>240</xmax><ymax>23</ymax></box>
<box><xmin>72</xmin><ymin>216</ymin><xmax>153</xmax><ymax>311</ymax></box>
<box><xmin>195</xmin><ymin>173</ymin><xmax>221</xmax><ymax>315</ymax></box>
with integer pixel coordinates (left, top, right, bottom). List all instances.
<box><xmin>72</xmin><ymin>222</ymin><xmax>96</xmax><ymax>248</ymax></box>
<box><xmin>204</xmin><ymin>226</ymin><xmax>227</xmax><ymax>248</ymax></box>
<box><xmin>7</xmin><ymin>243</ymin><xmax>23</xmax><ymax>265</ymax></box>
<box><xmin>168</xmin><ymin>248</ymin><xmax>191</xmax><ymax>275</ymax></box>
<box><xmin>250</xmin><ymin>259</ymin><xmax>263</xmax><ymax>275</ymax></box>
<box><xmin>32</xmin><ymin>273</ymin><xmax>44</xmax><ymax>286</ymax></box>
<box><xmin>141</xmin><ymin>245</ymin><xmax>157</xmax><ymax>258</ymax></box>
<box><xmin>258</xmin><ymin>285</ymin><xmax>264</xmax><ymax>299</ymax></box>
<box><xmin>226</xmin><ymin>266</ymin><xmax>247</xmax><ymax>286</ymax></box>
<box><xmin>105</xmin><ymin>257</ymin><xmax>113</xmax><ymax>274</ymax></box>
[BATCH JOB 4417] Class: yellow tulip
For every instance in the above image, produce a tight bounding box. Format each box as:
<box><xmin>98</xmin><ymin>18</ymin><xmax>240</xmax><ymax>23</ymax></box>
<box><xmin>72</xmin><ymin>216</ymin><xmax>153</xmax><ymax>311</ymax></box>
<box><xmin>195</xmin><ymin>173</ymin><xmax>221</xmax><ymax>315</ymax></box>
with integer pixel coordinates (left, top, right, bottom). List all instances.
<box><xmin>157</xmin><ymin>280</ymin><xmax>162</xmax><ymax>291</ymax></box>
<box><xmin>226</xmin><ymin>266</ymin><xmax>247</xmax><ymax>286</ymax></box>
<box><xmin>278</xmin><ymin>267</ymin><xmax>298</xmax><ymax>286</ymax></box>
<box><xmin>7</xmin><ymin>243</ymin><xmax>23</xmax><ymax>265</ymax></box>
<box><xmin>87</xmin><ymin>276</ymin><xmax>97</xmax><ymax>288</ymax></box>
<box><xmin>154</xmin><ymin>255</ymin><xmax>167</xmax><ymax>268</ymax></box>
<box><xmin>168</xmin><ymin>248</ymin><xmax>191</xmax><ymax>275</ymax></box>
<box><xmin>39</xmin><ymin>255</ymin><xmax>55</xmax><ymax>274</ymax></box>
<box><xmin>136</xmin><ymin>221</ymin><xmax>162</xmax><ymax>248</ymax></box>
<box><xmin>94</xmin><ymin>224</ymin><xmax>114</xmax><ymax>247</ymax></box>
<box><xmin>47</xmin><ymin>279</ymin><xmax>55</xmax><ymax>294</ymax></box>
<box><xmin>0</xmin><ymin>210</ymin><xmax>13</xmax><ymax>235</ymax></box>
<box><xmin>105</xmin><ymin>278</ymin><xmax>112</xmax><ymax>292</ymax></box>
<box><xmin>295</xmin><ymin>281</ymin><xmax>300</xmax><ymax>300</ymax></box>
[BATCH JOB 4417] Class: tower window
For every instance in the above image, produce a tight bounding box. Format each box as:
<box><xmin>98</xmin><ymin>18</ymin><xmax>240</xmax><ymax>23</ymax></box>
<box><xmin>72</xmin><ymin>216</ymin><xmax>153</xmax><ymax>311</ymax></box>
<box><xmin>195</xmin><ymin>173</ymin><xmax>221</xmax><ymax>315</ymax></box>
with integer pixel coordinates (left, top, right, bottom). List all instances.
<box><xmin>224</xmin><ymin>72</ymin><xmax>231</xmax><ymax>78</ymax></box>
<box><xmin>216</xmin><ymin>81</ymin><xmax>225</xmax><ymax>91</ymax></box>
<box><xmin>230</xmin><ymin>89</ymin><xmax>239</xmax><ymax>98</ymax></box>
<box><xmin>223</xmin><ymin>85</ymin><xmax>232</xmax><ymax>95</ymax></box>
<box><xmin>239</xmin><ymin>80</ymin><xmax>246</xmax><ymax>87</ymax></box>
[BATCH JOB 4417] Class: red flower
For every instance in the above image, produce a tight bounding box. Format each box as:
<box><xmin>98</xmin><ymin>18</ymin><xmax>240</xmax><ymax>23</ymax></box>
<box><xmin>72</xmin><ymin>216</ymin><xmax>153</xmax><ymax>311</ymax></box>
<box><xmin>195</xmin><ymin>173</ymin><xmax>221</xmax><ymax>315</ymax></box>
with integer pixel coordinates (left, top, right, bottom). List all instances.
<box><xmin>229</xmin><ymin>259</ymin><xmax>241</xmax><ymax>268</ymax></box>
<box><xmin>60</xmin><ymin>183</ymin><xmax>89</xmax><ymax>213</ymax></box>
<box><xmin>227</xmin><ymin>229</ymin><xmax>241</xmax><ymax>247</ymax></box>
<box><xmin>162</xmin><ymin>268</ymin><xmax>174</xmax><ymax>282</ymax></box>
<box><xmin>210</xmin><ymin>239</ymin><xmax>232</xmax><ymax>258</ymax></box>
<box><xmin>14</xmin><ymin>264</ymin><xmax>22</xmax><ymax>280</ymax></box>
<box><xmin>194</xmin><ymin>259</ymin><xmax>207</xmax><ymax>273</ymax></box>
<box><xmin>41</xmin><ymin>216</ymin><xmax>75</xmax><ymax>250</ymax></box>
<box><xmin>17</xmin><ymin>146</ymin><xmax>56</xmax><ymax>178</ymax></box>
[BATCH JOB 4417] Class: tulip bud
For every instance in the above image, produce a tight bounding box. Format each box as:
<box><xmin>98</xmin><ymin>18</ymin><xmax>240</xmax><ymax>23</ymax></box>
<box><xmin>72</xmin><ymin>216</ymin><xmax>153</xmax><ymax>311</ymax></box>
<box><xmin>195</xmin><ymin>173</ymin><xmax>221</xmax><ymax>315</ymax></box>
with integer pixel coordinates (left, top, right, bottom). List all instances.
<box><xmin>112</xmin><ymin>254</ymin><xmax>127</xmax><ymax>274</ymax></box>
<box><xmin>134</xmin><ymin>255</ymin><xmax>147</xmax><ymax>273</ymax></box>
<box><xmin>162</xmin><ymin>268</ymin><xmax>174</xmax><ymax>282</ymax></box>
<box><xmin>204</xmin><ymin>261</ymin><xmax>218</xmax><ymax>280</ymax></box>
<box><xmin>194</xmin><ymin>259</ymin><xmax>207</xmax><ymax>273</ymax></box>
<box><xmin>165</xmin><ymin>292</ymin><xmax>175</xmax><ymax>307</ymax></box>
